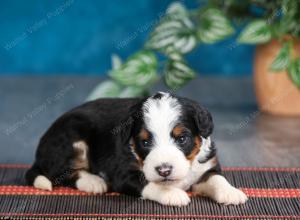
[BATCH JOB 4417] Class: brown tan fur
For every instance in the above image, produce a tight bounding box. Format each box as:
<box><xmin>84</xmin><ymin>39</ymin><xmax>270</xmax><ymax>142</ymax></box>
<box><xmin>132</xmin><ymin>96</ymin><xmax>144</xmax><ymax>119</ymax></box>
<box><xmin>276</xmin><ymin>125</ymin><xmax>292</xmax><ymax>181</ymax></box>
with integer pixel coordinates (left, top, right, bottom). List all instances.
<box><xmin>187</xmin><ymin>136</ymin><xmax>201</xmax><ymax>161</ymax></box>
<box><xmin>172</xmin><ymin>125</ymin><xmax>186</xmax><ymax>137</ymax></box>
<box><xmin>130</xmin><ymin>137</ymin><xmax>144</xmax><ymax>168</ymax></box>
<box><xmin>72</xmin><ymin>141</ymin><xmax>89</xmax><ymax>171</ymax></box>
<box><xmin>139</xmin><ymin>128</ymin><xmax>150</xmax><ymax>140</ymax></box>
<box><xmin>172</xmin><ymin>125</ymin><xmax>202</xmax><ymax>161</ymax></box>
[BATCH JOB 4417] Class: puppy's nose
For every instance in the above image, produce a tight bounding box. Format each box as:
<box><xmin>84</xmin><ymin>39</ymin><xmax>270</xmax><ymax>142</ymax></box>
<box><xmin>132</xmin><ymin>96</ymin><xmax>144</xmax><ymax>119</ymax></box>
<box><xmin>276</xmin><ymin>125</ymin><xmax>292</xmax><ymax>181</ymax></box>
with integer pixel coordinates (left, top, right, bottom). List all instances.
<box><xmin>155</xmin><ymin>163</ymin><xmax>173</xmax><ymax>177</ymax></box>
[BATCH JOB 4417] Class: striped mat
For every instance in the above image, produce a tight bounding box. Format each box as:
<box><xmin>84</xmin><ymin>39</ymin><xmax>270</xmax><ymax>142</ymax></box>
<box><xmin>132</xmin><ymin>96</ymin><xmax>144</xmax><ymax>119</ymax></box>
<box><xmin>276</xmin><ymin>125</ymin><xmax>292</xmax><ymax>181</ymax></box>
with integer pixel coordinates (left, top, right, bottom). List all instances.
<box><xmin>0</xmin><ymin>165</ymin><xmax>299</xmax><ymax>219</ymax></box>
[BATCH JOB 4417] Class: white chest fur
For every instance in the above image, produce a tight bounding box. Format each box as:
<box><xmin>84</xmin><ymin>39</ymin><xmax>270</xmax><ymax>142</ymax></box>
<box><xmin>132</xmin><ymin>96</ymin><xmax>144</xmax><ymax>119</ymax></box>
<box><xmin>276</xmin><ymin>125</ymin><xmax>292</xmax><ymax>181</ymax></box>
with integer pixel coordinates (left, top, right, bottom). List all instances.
<box><xmin>176</xmin><ymin>157</ymin><xmax>216</xmax><ymax>190</ymax></box>
<box><xmin>176</xmin><ymin>137</ymin><xmax>215</xmax><ymax>190</ymax></box>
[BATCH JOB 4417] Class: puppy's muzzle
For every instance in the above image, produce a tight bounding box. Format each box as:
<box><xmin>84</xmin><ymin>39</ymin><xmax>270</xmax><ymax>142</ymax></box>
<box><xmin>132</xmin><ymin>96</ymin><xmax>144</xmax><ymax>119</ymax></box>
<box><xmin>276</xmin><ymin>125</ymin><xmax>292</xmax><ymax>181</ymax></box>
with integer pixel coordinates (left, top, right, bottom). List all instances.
<box><xmin>155</xmin><ymin>163</ymin><xmax>173</xmax><ymax>177</ymax></box>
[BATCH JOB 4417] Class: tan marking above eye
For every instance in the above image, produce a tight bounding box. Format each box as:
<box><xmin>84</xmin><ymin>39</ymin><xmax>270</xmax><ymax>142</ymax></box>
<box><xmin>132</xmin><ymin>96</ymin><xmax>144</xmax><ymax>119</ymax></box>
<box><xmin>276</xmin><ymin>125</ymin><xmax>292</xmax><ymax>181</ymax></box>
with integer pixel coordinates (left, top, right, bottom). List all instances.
<box><xmin>186</xmin><ymin>136</ymin><xmax>202</xmax><ymax>161</ymax></box>
<box><xmin>172</xmin><ymin>125</ymin><xmax>188</xmax><ymax>137</ymax></box>
<box><xmin>139</xmin><ymin>128</ymin><xmax>150</xmax><ymax>140</ymax></box>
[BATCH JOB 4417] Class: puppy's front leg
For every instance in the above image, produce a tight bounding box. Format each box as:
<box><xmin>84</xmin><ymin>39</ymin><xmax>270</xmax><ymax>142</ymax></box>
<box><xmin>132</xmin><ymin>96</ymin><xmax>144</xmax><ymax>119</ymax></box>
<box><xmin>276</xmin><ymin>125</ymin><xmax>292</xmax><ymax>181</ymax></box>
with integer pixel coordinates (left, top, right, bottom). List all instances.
<box><xmin>192</xmin><ymin>174</ymin><xmax>248</xmax><ymax>205</ymax></box>
<box><xmin>142</xmin><ymin>182</ymin><xmax>190</xmax><ymax>206</ymax></box>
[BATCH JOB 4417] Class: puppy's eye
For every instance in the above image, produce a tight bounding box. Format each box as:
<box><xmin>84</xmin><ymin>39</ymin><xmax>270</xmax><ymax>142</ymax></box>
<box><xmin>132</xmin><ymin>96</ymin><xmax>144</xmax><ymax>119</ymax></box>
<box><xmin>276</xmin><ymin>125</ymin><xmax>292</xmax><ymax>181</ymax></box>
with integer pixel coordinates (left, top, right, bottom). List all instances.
<box><xmin>176</xmin><ymin>135</ymin><xmax>188</xmax><ymax>145</ymax></box>
<box><xmin>142</xmin><ymin>140</ymin><xmax>151</xmax><ymax>148</ymax></box>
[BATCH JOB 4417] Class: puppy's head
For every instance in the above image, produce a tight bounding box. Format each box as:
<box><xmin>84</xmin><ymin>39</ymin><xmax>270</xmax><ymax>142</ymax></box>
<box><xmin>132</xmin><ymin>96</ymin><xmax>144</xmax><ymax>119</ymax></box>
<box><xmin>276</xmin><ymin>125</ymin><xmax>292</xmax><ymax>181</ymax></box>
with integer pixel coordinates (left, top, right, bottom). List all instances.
<box><xmin>123</xmin><ymin>92</ymin><xmax>213</xmax><ymax>185</ymax></box>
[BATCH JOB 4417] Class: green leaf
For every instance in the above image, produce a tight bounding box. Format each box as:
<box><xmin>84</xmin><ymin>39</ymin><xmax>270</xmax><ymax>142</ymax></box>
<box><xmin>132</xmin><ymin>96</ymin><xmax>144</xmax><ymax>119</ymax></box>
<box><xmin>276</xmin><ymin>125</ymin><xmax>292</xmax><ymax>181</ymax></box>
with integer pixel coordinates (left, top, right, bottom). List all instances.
<box><xmin>280</xmin><ymin>0</ymin><xmax>300</xmax><ymax>36</ymax></box>
<box><xmin>119</xmin><ymin>86</ymin><xmax>147</xmax><ymax>98</ymax></box>
<box><xmin>288</xmin><ymin>59</ymin><xmax>300</xmax><ymax>89</ymax></box>
<box><xmin>164</xmin><ymin>47</ymin><xmax>183</xmax><ymax>61</ymax></box>
<box><xmin>166</xmin><ymin>2</ymin><xmax>188</xmax><ymax>18</ymax></box>
<box><xmin>164</xmin><ymin>60</ymin><xmax>195</xmax><ymax>90</ymax></box>
<box><xmin>111</xmin><ymin>54</ymin><xmax>122</xmax><ymax>70</ymax></box>
<box><xmin>146</xmin><ymin>17</ymin><xmax>197</xmax><ymax>54</ymax></box>
<box><xmin>197</xmin><ymin>8</ymin><xmax>234</xmax><ymax>44</ymax></box>
<box><xmin>109</xmin><ymin>50</ymin><xmax>158</xmax><ymax>87</ymax></box>
<box><xmin>282</xmin><ymin>0</ymin><xmax>298</xmax><ymax>18</ymax></box>
<box><xmin>270</xmin><ymin>42</ymin><xmax>291</xmax><ymax>72</ymax></box>
<box><xmin>146</xmin><ymin>3</ymin><xmax>197</xmax><ymax>54</ymax></box>
<box><xmin>238</xmin><ymin>20</ymin><xmax>272</xmax><ymax>44</ymax></box>
<box><xmin>86</xmin><ymin>80</ymin><xmax>122</xmax><ymax>100</ymax></box>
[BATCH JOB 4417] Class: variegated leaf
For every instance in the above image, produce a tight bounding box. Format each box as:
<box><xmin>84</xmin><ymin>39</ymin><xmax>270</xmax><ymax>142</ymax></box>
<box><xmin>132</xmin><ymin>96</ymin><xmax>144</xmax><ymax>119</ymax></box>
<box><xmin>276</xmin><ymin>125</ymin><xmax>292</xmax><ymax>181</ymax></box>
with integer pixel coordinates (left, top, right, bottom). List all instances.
<box><xmin>109</xmin><ymin>50</ymin><xmax>158</xmax><ymax>87</ymax></box>
<box><xmin>288</xmin><ymin>59</ymin><xmax>300</xmax><ymax>89</ymax></box>
<box><xmin>86</xmin><ymin>80</ymin><xmax>122</xmax><ymax>100</ymax></box>
<box><xmin>146</xmin><ymin>4</ymin><xmax>197</xmax><ymax>54</ymax></box>
<box><xmin>238</xmin><ymin>20</ymin><xmax>272</xmax><ymax>44</ymax></box>
<box><xmin>111</xmin><ymin>54</ymin><xmax>122</xmax><ymax>70</ymax></box>
<box><xmin>198</xmin><ymin>8</ymin><xmax>234</xmax><ymax>43</ymax></box>
<box><xmin>164</xmin><ymin>60</ymin><xmax>195</xmax><ymax>90</ymax></box>
<box><xmin>270</xmin><ymin>42</ymin><xmax>291</xmax><ymax>72</ymax></box>
<box><xmin>119</xmin><ymin>86</ymin><xmax>147</xmax><ymax>98</ymax></box>
<box><xmin>164</xmin><ymin>47</ymin><xmax>183</xmax><ymax>60</ymax></box>
<box><xmin>166</xmin><ymin>2</ymin><xmax>188</xmax><ymax>17</ymax></box>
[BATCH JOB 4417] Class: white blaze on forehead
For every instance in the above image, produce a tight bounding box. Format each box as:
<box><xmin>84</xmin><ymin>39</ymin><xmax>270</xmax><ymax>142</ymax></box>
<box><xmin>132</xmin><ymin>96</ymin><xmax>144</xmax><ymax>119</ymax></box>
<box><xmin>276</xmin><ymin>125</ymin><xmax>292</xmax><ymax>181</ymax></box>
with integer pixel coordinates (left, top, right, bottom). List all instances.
<box><xmin>142</xmin><ymin>93</ymin><xmax>181</xmax><ymax>145</ymax></box>
<box><xmin>141</xmin><ymin>93</ymin><xmax>190</xmax><ymax>182</ymax></box>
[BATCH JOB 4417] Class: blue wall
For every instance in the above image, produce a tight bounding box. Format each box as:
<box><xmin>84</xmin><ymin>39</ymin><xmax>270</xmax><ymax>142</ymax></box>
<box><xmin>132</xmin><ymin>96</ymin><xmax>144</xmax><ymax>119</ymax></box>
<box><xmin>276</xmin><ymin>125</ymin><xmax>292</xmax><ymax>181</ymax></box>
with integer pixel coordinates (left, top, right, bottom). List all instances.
<box><xmin>0</xmin><ymin>0</ymin><xmax>254</xmax><ymax>75</ymax></box>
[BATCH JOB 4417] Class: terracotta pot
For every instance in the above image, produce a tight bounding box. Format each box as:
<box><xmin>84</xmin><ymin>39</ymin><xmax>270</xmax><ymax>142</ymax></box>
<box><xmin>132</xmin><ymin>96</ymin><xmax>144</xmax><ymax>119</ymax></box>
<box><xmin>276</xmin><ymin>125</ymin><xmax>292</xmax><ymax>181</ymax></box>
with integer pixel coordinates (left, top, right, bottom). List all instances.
<box><xmin>254</xmin><ymin>38</ymin><xmax>300</xmax><ymax>116</ymax></box>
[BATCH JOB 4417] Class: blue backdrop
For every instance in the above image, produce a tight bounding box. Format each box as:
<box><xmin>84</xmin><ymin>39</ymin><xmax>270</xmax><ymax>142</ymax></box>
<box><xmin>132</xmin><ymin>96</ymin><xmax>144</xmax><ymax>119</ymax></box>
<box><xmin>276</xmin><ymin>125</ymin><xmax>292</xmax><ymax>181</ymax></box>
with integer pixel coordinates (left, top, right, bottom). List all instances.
<box><xmin>0</xmin><ymin>0</ymin><xmax>254</xmax><ymax>75</ymax></box>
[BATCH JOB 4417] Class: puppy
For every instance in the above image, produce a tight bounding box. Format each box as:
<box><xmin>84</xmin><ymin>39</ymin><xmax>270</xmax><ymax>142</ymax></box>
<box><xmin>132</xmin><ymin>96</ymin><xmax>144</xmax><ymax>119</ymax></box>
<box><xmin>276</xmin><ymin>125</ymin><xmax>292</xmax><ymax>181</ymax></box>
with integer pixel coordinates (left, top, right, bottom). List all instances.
<box><xmin>26</xmin><ymin>92</ymin><xmax>247</xmax><ymax>206</ymax></box>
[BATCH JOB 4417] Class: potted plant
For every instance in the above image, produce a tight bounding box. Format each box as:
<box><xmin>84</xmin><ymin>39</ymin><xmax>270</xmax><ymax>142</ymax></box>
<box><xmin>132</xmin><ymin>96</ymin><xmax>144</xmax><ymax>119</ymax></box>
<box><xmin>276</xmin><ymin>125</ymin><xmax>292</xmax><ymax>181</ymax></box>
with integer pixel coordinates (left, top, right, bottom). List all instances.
<box><xmin>88</xmin><ymin>0</ymin><xmax>300</xmax><ymax>115</ymax></box>
<box><xmin>222</xmin><ymin>0</ymin><xmax>300</xmax><ymax>115</ymax></box>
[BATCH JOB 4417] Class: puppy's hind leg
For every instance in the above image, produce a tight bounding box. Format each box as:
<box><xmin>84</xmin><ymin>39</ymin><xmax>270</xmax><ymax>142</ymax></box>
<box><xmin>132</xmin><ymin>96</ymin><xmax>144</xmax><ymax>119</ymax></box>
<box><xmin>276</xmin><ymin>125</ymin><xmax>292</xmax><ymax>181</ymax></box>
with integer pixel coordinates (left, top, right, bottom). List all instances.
<box><xmin>26</xmin><ymin>164</ymin><xmax>52</xmax><ymax>191</ymax></box>
<box><xmin>27</xmin><ymin>136</ymin><xmax>107</xmax><ymax>194</ymax></box>
<box><xmin>72</xmin><ymin>141</ymin><xmax>107</xmax><ymax>194</ymax></box>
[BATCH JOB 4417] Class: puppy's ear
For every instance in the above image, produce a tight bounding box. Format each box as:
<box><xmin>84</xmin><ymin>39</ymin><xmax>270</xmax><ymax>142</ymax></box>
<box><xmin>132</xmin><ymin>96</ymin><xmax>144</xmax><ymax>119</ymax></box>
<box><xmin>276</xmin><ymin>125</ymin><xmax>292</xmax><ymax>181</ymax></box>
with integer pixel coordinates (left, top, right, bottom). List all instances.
<box><xmin>182</xmin><ymin>98</ymin><xmax>213</xmax><ymax>138</ymax></box>
<box><xmin>119</xmin><ymin>115</ymin><xmax>135</xmax><ymax>145</ymax></box>
<box><xmin>194</xmin><ymin>105</ymin><xmax>213</xmax><ymax>138</ymax></box>
<box><xmin>119</xmin><ymin>100</ymin><xmax>145</xmax><ymax>144</ymax></box>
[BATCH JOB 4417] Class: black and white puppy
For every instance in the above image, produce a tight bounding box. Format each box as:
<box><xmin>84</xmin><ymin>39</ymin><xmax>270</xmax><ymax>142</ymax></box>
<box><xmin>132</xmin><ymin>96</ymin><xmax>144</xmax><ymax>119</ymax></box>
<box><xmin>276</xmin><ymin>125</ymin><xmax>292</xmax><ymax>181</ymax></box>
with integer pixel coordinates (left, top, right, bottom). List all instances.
<box><xmin>26</xmin><ymin>92</ymin><xmax>247</xmax><ymax>206</ymax></box>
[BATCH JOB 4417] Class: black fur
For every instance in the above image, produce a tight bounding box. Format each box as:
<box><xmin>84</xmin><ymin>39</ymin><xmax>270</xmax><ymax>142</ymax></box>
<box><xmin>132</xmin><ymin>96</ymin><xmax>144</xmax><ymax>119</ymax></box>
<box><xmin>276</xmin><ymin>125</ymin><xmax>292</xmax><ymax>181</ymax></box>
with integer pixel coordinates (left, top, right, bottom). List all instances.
<box><xmin>198</xmin><ymin>162</ymin><xmax>222</xmax><ymax>183</ymax></box>
<box><xmin>26</xmin><ymin>98</ymin><xmax>146</xmax><ymax>196</ymax></box>
<box><xmin>177</xmin><ymin>97</ymin><xmax>213</xmax><ymax>138</ymax></box>
<box><xmin>26</xmin><ymin>93</ymin><xmax>216</xmax><ymax>196</ymax></box>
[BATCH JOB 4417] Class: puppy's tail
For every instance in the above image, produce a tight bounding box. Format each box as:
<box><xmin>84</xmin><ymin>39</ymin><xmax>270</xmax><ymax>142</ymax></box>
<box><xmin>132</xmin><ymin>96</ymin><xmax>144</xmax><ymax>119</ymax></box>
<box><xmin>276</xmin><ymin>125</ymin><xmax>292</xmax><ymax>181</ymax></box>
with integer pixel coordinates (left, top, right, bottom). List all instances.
<box><xmin>26</xmin><ymin>163</ymin><xmax>53</xmax><ymax>191</ymax></box>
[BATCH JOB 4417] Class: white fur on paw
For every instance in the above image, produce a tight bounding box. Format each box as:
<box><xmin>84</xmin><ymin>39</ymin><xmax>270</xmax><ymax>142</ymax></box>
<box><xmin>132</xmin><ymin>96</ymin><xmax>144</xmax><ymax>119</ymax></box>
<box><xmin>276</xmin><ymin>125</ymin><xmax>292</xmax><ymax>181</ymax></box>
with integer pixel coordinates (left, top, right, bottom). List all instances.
<box><xmin>33</xmin><ymin>175</ymin><xmax>52</xmax><ymax>191</ymax></box>
<box><xmin>159</xmin><ymin>188</ymin><xmax>191</xmax><ymax>206</ymax></box>
<box><xmin>76</xmin><ymin>171</ymin><xmax>107</xmax><ymax>194</ymax></box>
<box><xmin>142</xmin><ymin>183</ymin><xmax>190</xmax><ymax>207</ymax></box>
<box><xmin>213</xmin><ymin>186</ymin><xmax>248</xmax><ymax>205</ymax></box>
<box><xmin>192</xmin><ymin>175</ymin><xmax>248</xmax><ymax>205</ymax></box>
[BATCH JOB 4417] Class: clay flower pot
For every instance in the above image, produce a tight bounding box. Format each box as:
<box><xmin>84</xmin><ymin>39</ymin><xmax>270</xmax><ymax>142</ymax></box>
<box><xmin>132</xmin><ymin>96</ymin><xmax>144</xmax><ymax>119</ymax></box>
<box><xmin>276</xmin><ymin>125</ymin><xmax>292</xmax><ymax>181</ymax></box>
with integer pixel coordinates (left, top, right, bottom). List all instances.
<box><xmin>254</xmin><ymin>38</ymin><xmax>300</xmax><ymax>116</ymax></box>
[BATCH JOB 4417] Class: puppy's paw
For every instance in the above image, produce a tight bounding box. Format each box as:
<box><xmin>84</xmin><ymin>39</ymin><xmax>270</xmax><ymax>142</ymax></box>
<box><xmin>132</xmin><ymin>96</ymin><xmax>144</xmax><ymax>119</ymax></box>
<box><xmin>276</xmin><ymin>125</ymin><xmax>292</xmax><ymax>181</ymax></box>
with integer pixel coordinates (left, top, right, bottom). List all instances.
<box><xmin>159</xmin><ymin>188</ymin><xmax>191</xmax><ymax>206</ymax></box>
<box><xmin>33</xmin><ymin>175</ymin><xmax>52</xmax><ymax>191</ymax></box>
<box><xmin>76</xmin><ymin>171</ymin><xmax>107</xmax><ymax>194</ymax></box>
<box><xmin>142</xmin><ymin>183</ymin><xmax>191</xmax><ymax>206</ymax></box>
<box><xmin>213</xmin><ymin>186</ymin><xmax>248</xmax><ymax>205</ymax></box>
<box><xmin>192</xmin><ymin>174</ymin><xmax>248</xmax><ymax>205</ymax></box>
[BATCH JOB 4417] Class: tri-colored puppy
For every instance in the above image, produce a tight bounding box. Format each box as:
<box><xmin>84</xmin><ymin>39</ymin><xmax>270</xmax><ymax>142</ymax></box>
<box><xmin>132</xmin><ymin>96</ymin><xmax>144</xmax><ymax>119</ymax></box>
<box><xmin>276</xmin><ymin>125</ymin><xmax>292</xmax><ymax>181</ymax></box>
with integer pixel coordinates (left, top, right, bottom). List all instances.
<box><xmin>26</xmin><ymin>92</ymin><xmax>247</xmax><ymax>206</ymax></box>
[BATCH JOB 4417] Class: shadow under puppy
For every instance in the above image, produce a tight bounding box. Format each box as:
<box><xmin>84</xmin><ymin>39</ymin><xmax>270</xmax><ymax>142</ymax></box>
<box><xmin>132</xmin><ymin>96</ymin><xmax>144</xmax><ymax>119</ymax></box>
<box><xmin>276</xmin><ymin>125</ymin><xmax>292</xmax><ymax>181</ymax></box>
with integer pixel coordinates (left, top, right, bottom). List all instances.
<box><xmin>26</xmin><ymin>92</ymin><xmax>247</xmax><ymax>206</ymax></box>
